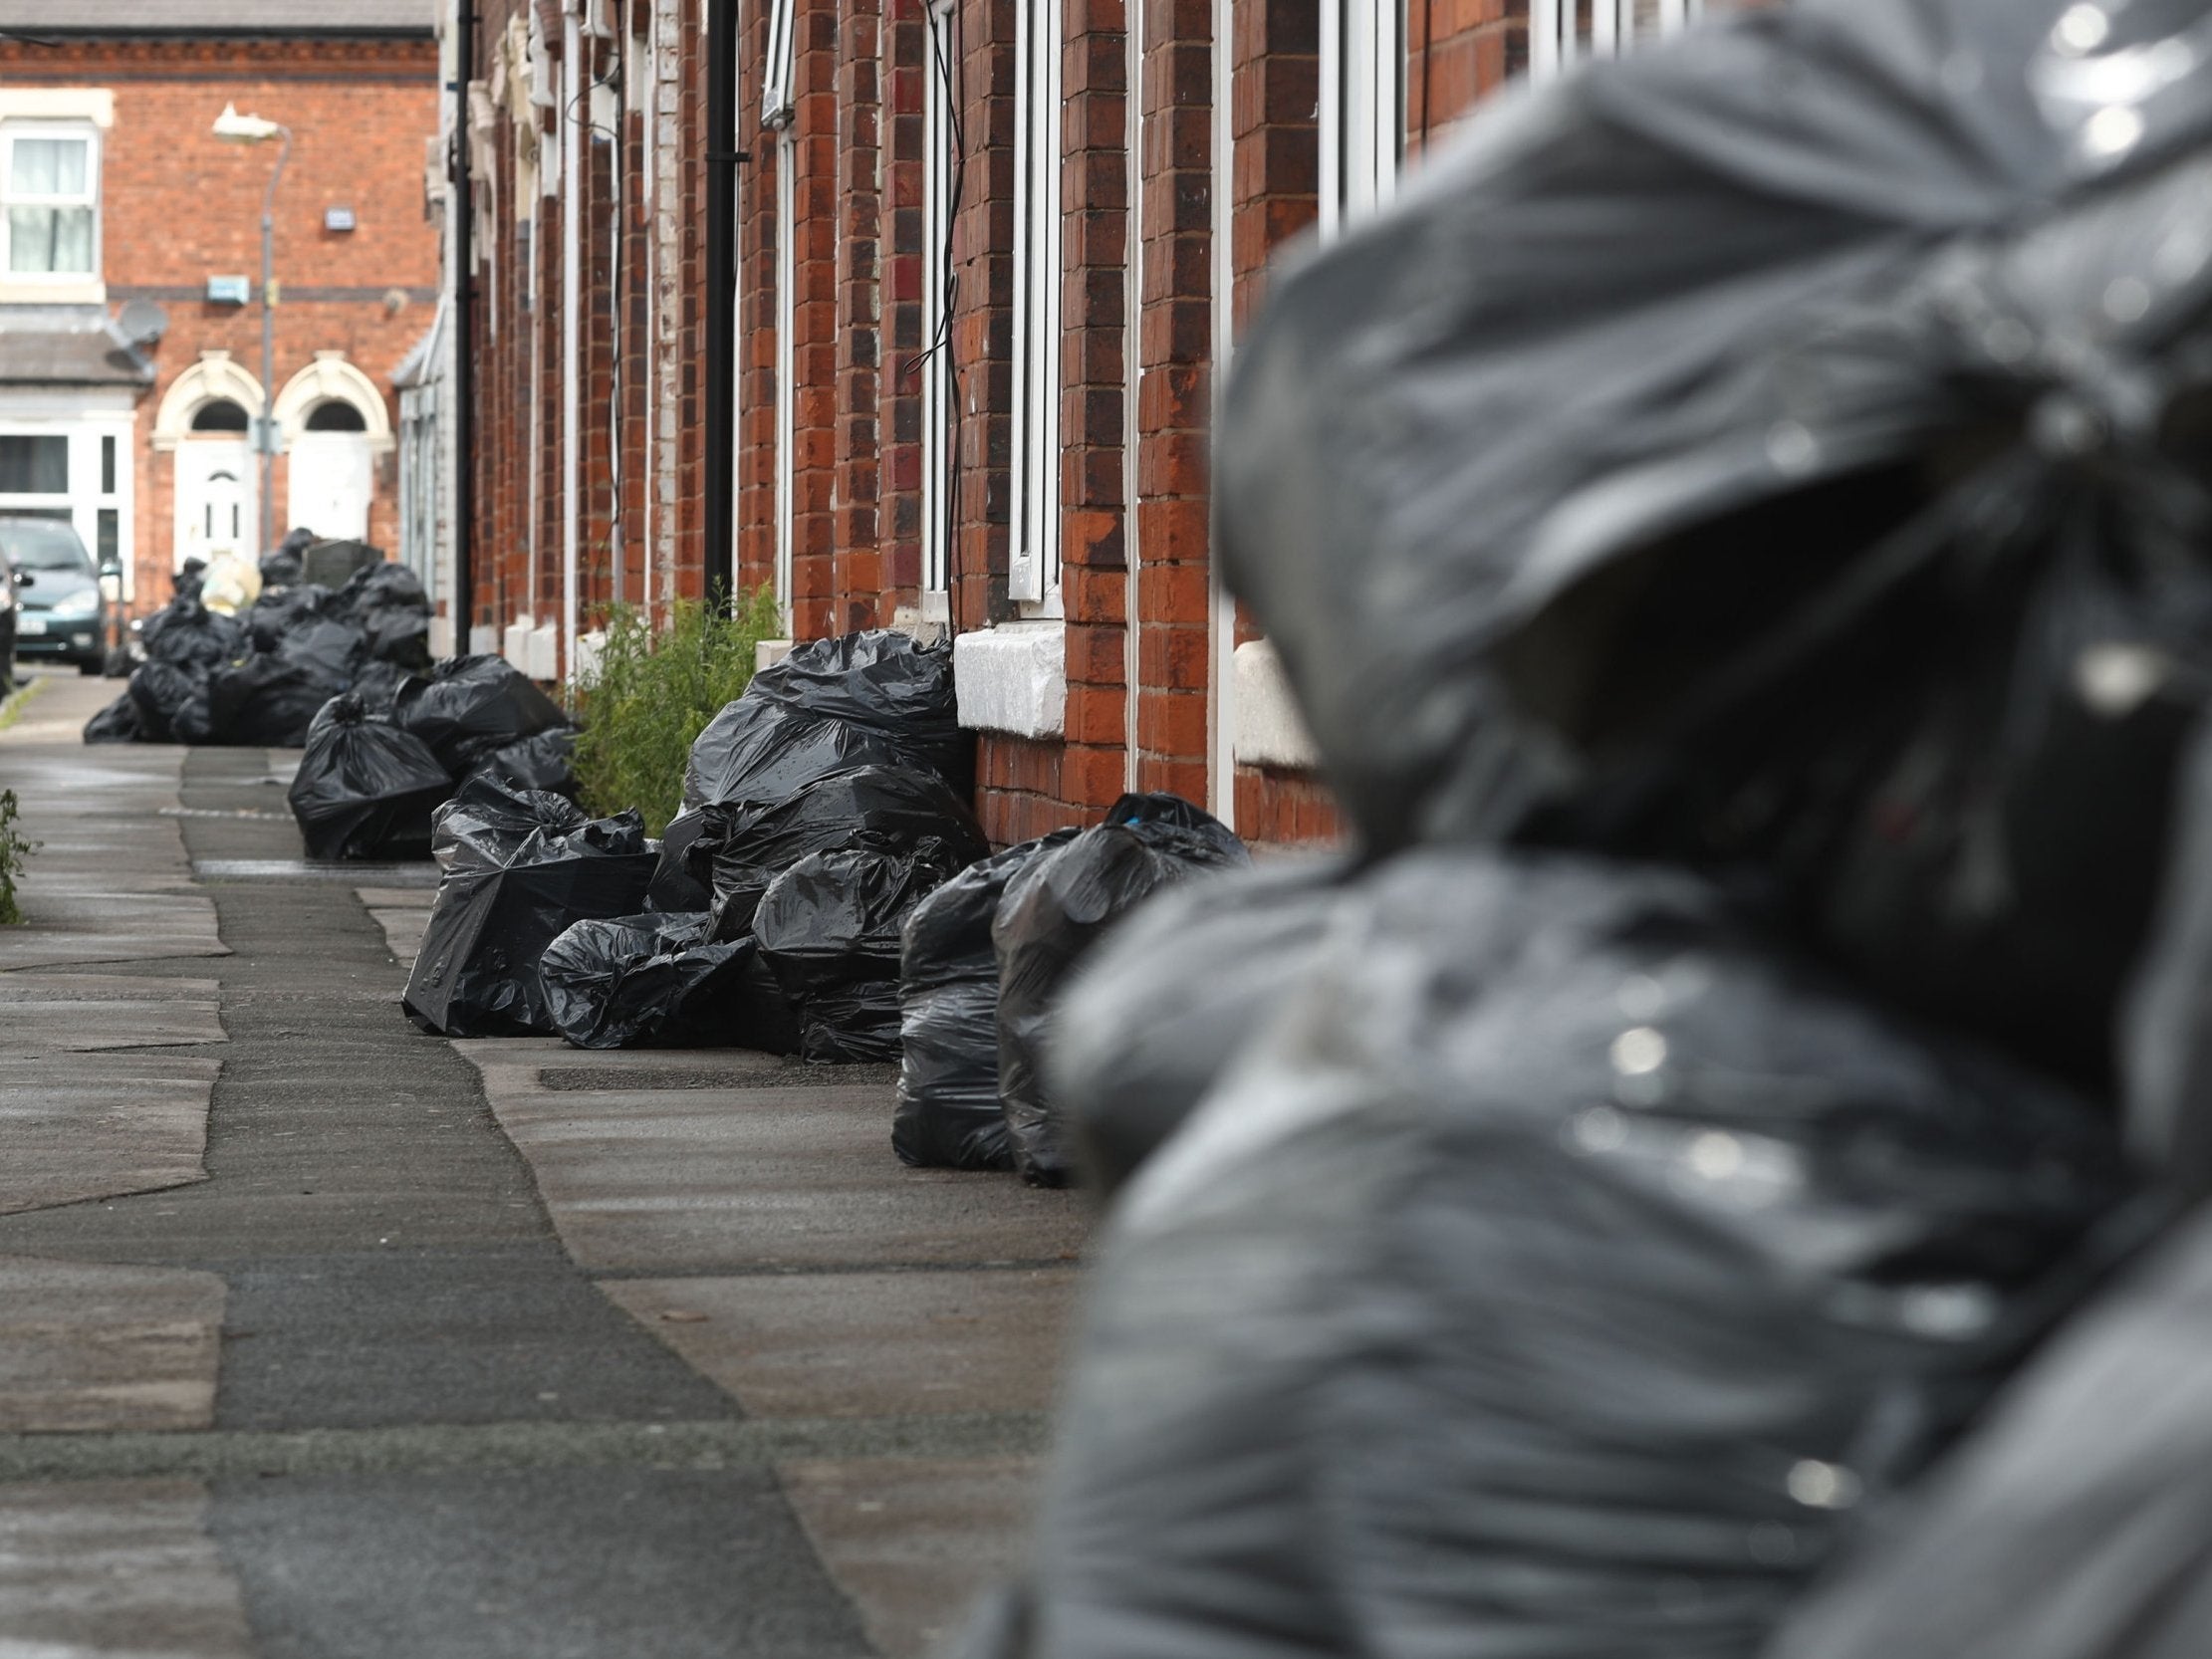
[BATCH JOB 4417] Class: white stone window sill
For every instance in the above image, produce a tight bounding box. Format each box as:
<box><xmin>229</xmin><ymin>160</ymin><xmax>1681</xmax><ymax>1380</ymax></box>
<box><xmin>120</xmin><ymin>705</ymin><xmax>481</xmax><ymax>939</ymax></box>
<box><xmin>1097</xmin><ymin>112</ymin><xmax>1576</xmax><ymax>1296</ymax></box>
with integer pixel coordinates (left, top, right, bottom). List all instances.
<box><xmin>953</xmin><ymin>619</ymin><xmax>1066</xmax><ymax>740</ymax></box>
<box><xmin>1232</xmin><ymin>637</ymin><xmax>1319</xmax><ymax>771</ymax></box>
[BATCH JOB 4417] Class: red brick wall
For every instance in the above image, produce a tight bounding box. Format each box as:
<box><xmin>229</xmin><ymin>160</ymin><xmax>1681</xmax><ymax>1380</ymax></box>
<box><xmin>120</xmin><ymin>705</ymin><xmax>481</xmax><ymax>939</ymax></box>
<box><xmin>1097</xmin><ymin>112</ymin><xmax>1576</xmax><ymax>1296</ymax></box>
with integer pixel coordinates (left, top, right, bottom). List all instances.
<box><xmin>444</xmin><ymin>0</ymin><xmax>1540</xmax><ymax>847</ymax></box>
<box><xmin>0</xmin><ymin>35</ymin><xmax>441</xmax><ymax>615</ymax></box>
<box><xmin>1409</xmin><ymin>0</ymin><xmax>1521</xmax><ymax>148</ymax></box>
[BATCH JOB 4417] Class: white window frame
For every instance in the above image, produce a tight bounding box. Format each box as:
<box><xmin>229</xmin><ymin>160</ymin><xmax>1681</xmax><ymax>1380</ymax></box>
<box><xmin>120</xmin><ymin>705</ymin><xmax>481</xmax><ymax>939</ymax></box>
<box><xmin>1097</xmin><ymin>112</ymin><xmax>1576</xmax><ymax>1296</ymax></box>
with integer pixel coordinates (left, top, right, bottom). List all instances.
<box><xmin>918</xmin><ymin>0</ymin><xmax>956</xmax><ymax>619</ymax></box>
<box><xmin>0</xmin><ymin>121</ymin><xmax>100</xmax><ymax>284</ymax></box>
<box><xmin>1007</xmin><ymin>0</ymin><xmax>1064</xmax><ymax>613</ymax></box>
<box><xmin>1319</xmin><ymin>1</ymin><xmax>1401</xmax><ymax>242</ymax></box>
<box><xmin>1529</xmin><ymin>0</ymin><xmax>1706</xmax><ymax>84</ymax></box>
<box><xmin>762</xmin><ymin>0</ymin><xmax>798</xmax><ymax>130</ymax></box>
<box><xmin>0</xmin><ymin>415</ymin><xmax>134</xmax><ymax>599</ymax></box>
<box><xmin>773</xmin><ymin>130</ymin><xmax>795</xmax><ymax>621</ymax></box>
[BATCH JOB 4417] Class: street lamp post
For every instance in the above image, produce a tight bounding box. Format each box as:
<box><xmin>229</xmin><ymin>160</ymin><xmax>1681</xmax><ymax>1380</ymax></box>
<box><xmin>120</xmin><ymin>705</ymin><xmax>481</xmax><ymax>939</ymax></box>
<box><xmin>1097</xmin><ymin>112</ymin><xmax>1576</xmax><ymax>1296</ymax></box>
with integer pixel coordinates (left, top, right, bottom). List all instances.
<box><xmin>212</xmin><ymin>104</ymin><xmax>291</xmax><ymax>557</ymax></box>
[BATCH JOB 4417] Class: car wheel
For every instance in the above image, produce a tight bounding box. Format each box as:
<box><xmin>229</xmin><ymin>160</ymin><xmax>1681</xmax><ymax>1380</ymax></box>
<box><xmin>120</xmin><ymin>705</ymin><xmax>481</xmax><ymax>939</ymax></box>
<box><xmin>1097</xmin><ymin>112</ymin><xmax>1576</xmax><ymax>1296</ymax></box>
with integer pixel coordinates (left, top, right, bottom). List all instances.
<box><xmin>77</xmin><ymin>656</ymin><xmax>102</xmax><ymax>676</ymax></box>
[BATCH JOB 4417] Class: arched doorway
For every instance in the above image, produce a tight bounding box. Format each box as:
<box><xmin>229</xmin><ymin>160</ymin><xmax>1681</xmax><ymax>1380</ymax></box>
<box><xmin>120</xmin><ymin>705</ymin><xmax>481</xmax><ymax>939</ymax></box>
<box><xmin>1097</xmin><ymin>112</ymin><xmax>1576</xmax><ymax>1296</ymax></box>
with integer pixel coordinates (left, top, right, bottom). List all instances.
<box><xmin>274</xmin><ymin>353</ymin><xmax>391</xmax><ymax>545</ymax></box>
<box><xmin>287</xmin><ymin>399</ymin><xmax>372</xmax><ymax>541</ymax></box>
<box><xmin>151</xmin><ymin>352</ymin><xmax>265</xmax><ymax>574</ymax></box>
<box><xmin>176</xmin><ymin>398</ymin><xmax>252</xmax><ymax>569</ymax></box>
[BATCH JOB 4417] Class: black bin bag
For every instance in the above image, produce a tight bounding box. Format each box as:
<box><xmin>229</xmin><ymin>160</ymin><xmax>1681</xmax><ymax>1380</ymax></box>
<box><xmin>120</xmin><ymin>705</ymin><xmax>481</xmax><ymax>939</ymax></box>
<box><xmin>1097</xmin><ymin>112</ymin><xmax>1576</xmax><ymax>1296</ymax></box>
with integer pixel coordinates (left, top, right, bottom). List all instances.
<box><xmin>464</xmin><ymin>728</ymin><xmax>579</xmax><ymax>797</ymax></box>
<box><xmin>83</xmin><ymin>693</ymin><xmax>141</xmax><ymax>744</ymax></box>
<box><xmin>990</xmin><ymin>795</ymin><xmax>1248</xmax><ymax>1186</ymax></box>
<box><xmin>647</xmin><ymin>808</ymin><xmax>714</xmax><ymax>913</ymax></box>
<box><xmin>681</xmin><ymin>629</ymin><xmax>966</xmax><ymax>811</ymax></box>
<box><xmin>289</xmin><ymin>694</ymin><xmax>454</xmax><ymax>861</ymax></box>
<box><xmin>402</xmin><ymin>776</ymin><xmax>658</xmax><ymax>1038</ymax></box>
<box><xmin>1046</xmin><ymin>857</ymin><xmax>1346</xmax><ymax>1196</ymax></box>
<box><xmin>894</xmin><ymin>830</ymin><xmax>1079</xmax><ymax>1172</ymax></box>
<box><xmin>338</xmin><ymin>560</ymin><xmax>434</xmax><ymax>671</ymax></box>
<box><xmin>687</xmin><ymin>764</ymin><xmax>989</xmax><ymax>940</ymax></box>
<box><xmin>245</xmin><ymin>583</ymin><xmax>340</xmax><ymax>652</ymax></box>
<box><xmin>140</xmin><ymin>596</ymin><xmax>244</xmax><ymax>677</ymax></box>
<box><xmin>959</xmin><ymin>851</ymin><xmax>2131</xmax><ymax>1659</ymax></box>
<box><xmin>394</xmin><ymin>655</ymin><xmax>572</xmax><ymax>775</ymax></box>
<box><xmin>1213</xmin><ymin>0</ymin><xmax>2212</xmax><ymax>870</ymax></box>
<box><xmin>1760</xmin><ymin>1205</ymin><xmax>2212</xmax><ymax>1659</ymax></box>
<box><xmin>127</xmin><ymin>660</ymin><xmax>207</xmax><ymax>744</ymax></box>
<box><xmin>755</xmin><ymin>841</ymin><xmax>961</xmax><ymax>1064</ymax></box>
<box><xmin>208</xmin><ymin>652</ymin><xmax>347</xmax><ymax>748</ymax></box>
<box><xmin>540</xmin><ymin>910</ymin><xmax>801</xmax><ymax>1053</ymax></box>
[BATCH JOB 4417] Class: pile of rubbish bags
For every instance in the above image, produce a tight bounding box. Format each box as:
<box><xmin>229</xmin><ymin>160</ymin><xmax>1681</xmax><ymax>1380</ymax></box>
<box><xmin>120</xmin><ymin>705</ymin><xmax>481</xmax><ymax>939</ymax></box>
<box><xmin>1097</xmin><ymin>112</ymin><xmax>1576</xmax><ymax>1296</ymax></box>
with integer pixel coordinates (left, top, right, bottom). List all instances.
<box><xmin>953</xmin><ymin>1</ymin><xmax>2212</xmax><ymax>1656</ymax></box>
<box><xmin>404</xmin><ymin>631</ymin><xmax>990</xmax><ymax>1055</ymax></box>
<box><xmin>396</xmin><ymin>626</ymin><xmax>1256</xmax><ymax>1125</ymax></box>
<box><xmin>83</xmin><ymin>553</ymin><xmax>440</xmax><ymax>751</ymax></box>
<box><xmin>284</xmin><ymin>659</ymin><xmax>576</xmax><ymax>861</ymax></box>
<box><xmin>890</xmin><ymin>794</ymin><xmax>1247</xmax><ymax>1184</ymax></box>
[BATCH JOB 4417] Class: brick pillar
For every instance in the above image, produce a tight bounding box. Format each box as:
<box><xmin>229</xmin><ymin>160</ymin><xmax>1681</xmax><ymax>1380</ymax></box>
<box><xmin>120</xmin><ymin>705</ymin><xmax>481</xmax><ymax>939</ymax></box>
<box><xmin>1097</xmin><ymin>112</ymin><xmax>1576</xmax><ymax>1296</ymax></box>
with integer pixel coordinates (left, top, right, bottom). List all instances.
<box><xmin>1226</xmin><ymin>0</ymin><xmax>1342</xmax><ymax>845</ymax></box>
<box><xmin>1129</xmin><ymin>0</ymin><xmax>1215</xmax><ymax>805</ymax></box>
<box><xmin>789</xmin><ymin>0</ymin><xmax>840</xmax><ymax>639</ymax></box>
<box><xmin>879</xmin><ymin>0</ymin><xmax>925</xmax><ymax>603</ymax></box>
<box><xmin>833</xmin><ymin>0</ymin><xmax>888</xmax><ymax>633</ymax></box>
<box><xmin>947</xmin><ymin>0</ymin><xmax>1016</xmax><ymax>634</ymax></box>
<box><xmin>1057</xmin><ymin>0</ymin><xmax>1134</xmax><ymax>819</ymax></box>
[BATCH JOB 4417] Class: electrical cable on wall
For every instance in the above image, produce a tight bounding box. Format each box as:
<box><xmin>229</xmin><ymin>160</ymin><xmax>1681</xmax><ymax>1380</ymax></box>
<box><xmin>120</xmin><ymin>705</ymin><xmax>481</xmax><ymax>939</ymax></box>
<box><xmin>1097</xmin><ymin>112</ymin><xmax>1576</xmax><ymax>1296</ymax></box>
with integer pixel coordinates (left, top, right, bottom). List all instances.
<box><xmin>900</xmin><ymin>8</ymin><xmax>965</xmax><ymax>638</ymax></box>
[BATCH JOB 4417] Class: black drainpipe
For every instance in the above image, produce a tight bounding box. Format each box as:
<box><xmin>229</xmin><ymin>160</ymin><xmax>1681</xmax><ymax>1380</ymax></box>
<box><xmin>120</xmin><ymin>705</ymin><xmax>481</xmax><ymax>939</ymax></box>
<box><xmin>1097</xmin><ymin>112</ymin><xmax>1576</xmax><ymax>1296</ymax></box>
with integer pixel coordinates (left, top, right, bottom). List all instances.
<box><xmin>451</xmin><ymin>0</ymin><xmax>476</xmax><ymax>652</ymax></box>
<box><xmin>703</xmin><ymin>0</ymin><xmax>741</xmax><ymax>609</ymax></box>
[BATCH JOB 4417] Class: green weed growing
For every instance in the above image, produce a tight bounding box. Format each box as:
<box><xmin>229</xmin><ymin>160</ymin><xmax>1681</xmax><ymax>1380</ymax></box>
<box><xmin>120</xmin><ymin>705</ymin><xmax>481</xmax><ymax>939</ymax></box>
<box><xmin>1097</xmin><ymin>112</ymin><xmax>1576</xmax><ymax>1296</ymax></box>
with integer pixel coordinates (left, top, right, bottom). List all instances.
<box><xmin>0</xmin><ymin>788</ymin><xmax>38</xmax><ymax>926</ymax></box>
<box><xmin>572</xmin><ymin>589</ymin><xmax>783</xmax><ymax>833</ymax></box>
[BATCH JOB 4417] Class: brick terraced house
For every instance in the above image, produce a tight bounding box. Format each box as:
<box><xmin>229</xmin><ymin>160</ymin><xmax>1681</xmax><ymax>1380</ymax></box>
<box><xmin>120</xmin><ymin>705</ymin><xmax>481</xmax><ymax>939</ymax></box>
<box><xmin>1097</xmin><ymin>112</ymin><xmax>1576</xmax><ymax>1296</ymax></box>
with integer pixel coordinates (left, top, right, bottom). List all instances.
<box><xmin>424</xmin><ymin>0</ymin><xmax>1708</xmax><ymax>846</ymax></box>
<box><xmin>0</xmin><ymin>0</ymin><xmax>439</xmax><ymax>624</ymax></box>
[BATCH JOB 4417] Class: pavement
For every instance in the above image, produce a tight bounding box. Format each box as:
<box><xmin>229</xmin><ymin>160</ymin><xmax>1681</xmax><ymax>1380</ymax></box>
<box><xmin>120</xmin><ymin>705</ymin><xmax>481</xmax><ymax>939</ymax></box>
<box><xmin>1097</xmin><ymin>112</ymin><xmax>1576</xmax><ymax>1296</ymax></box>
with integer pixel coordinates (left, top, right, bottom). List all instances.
<box><xmin>0</xmin><ymin>669</ymin><xmax>1088</xmax><ymax>1658</ymax></box>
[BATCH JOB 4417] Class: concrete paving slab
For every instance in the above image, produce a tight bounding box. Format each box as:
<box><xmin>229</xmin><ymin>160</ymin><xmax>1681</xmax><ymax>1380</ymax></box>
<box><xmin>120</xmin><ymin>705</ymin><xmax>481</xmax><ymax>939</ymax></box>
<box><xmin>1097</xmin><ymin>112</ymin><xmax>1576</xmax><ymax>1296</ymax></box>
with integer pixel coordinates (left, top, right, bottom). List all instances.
<box><xmin>0</xmin><ymin>971</ymin><xmax>223</xmax><ymax>1004</ymax></box>
<box><xmin>474</xmin><ymin>1085</ymin><xmax>1091</xmax><ymax>1273</ymax></box>
<box><xmin>209</xmin><ymin>1469</ymin><xmax>872</xmax><ymax>1659</ymax></box>
<box><xmin>601</xmin><ymin>1269</ymin><xmax>1080</xmax><ymax>1419</ymax></box>
<box><xmin>355</xmin><ymin>884</ymin><xmax>437</xmax><ymax>908</ymax></box>
<box><xmin>0</xmin><ymin>1257</ymin><xmax>224</xmax><ymax>1432</ymax></box>
<box><xmin>778</xmin><ymin>1457</ymin><xmax>1041</xmax><ymax>1659</ymax></box>
<box><xmin>369</xmin><ymin>905</ymin><xmax>429</xmax><ymax>965</ymax></box>
<box><xmin>0</xmin><ymin>1478</ymin><xmax>254</xmax><ymax>1657</ymax></box>
<box><xmin>0</xmin><ymin>974</ymin><xmax>224</xmax><ymax>1056</ymax></box>
<box><xmin>0</xmin><ymin>1052</ymin><xmax>217</xmax><ymax>1214</ymax></box>
<box><xmin>0</xmin><ymin>678</ymin><xmax>227</xmax><ymax>971</ymax></box>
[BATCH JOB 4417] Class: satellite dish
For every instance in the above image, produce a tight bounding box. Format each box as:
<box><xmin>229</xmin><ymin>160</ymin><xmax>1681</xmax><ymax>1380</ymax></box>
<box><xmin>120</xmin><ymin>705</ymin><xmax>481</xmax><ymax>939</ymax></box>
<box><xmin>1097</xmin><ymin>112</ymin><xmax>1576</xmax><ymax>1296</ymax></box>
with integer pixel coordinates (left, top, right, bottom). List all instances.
<box><xmin>117</xmin><ymin>299</ymin><xmax>168</xmax><ymax>347</ymax></box>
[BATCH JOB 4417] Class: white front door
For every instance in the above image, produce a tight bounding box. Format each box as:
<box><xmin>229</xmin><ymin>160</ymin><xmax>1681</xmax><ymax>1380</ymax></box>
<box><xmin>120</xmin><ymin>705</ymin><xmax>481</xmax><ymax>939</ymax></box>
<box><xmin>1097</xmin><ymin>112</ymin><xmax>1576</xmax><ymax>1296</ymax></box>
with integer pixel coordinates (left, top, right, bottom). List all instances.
<box><xmin>173</xmin><ymin>439</ymin><xmax>251</xmax><ymax>570</ymax></box>
<box><xmin>287</xmin><ymin>432</ymin><xmax>372</xmax><ymax>542</ymax></box>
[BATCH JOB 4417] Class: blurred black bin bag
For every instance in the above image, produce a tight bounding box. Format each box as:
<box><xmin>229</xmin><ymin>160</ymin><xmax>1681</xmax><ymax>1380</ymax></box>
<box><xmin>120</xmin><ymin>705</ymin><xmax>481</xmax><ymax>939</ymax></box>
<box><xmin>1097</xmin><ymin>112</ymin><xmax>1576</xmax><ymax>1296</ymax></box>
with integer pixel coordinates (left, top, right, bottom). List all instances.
<box><xmin>682</xmin><ymin>629</ymin><xmax>968</xmax><ymax>812</ymax></box>
<box><xmin>393</xmin><ymin>655</ymin><xmax>572</xmax><ymax>775</ymax></box>
<box><xmin>140</xmin><ymin>596</ymin><xmax>244</xmax><ymax>677</ymax></box>
<box><xmin>208</xmin><ymin>652</ymin><xmax>345</xmax><ymax>748</ymax></box>
<box><xmin>402</xmin><ymin>777</ymin><xmax>657</xmax><ymax>1038</ymax></box>
<box><xmin>83</xmin><ymin>693</ymin><xmax>142</xmax><ymax>744</ymax></box>
<box><xmin>288</xmin><ymin>693</ymin><xmax>453</xmax><ymax>861</ymax></box>
<box><xmin>991</xmin><ymin>795</ymin><xmax>1248</xmax><ymax>1187</ymax></box>
<box><xmin>1215</xmin><ymin>0</ymin><xmax>2212</xmax><ymax>875</ymax></box>
<box><xmin>1047</xmin><ymin>858</ymin><xmax>1346</xmax><ymax>1196</ymax></box>
<box><xmin>961</xmin><ymin>853</ymin><xmax>2130</xmax><ymax>1659</ymax></box>
<box><xmin>894</xmin><ymin>830</ymin><xmax>1079</xmax><ymax>1172</ymax></box>
<box><xmin>540</xmin><ymin>910</ymin><xmax>801</xmax><ymax>1052</ymax></box>
<box><xmin>958</xmin><ymin>0</ymin><xmax>2212</xmax><ymax>1652</ymax></box>
<box><xmin>1761</xmin><ymin>1203</ymin><xmax>2212</xmax><ymax>1659</ymax></box>
<box><xmin>126</xmin><ymin>660</ymin><xmax>208</xmax><ymax>745</ymax></box>
<box><xmin>754</xmin><ymin>841</ymin><xmax>961</xmax><ymax>1064</ymax></box>
<box><xmin>687</xmin><ymin>764</ymin><xmax>989</xmax><ymax>940</ymax></box>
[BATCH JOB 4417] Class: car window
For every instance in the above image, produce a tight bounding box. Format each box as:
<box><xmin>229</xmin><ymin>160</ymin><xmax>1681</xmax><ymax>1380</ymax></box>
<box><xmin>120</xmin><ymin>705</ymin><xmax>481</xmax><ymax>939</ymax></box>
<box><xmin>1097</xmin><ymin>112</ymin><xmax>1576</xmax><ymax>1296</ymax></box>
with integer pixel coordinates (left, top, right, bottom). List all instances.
<box><xmin>0</xmin><ymin>519</ymin><xmax>93</xmax><ymax>573</ymax></box>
